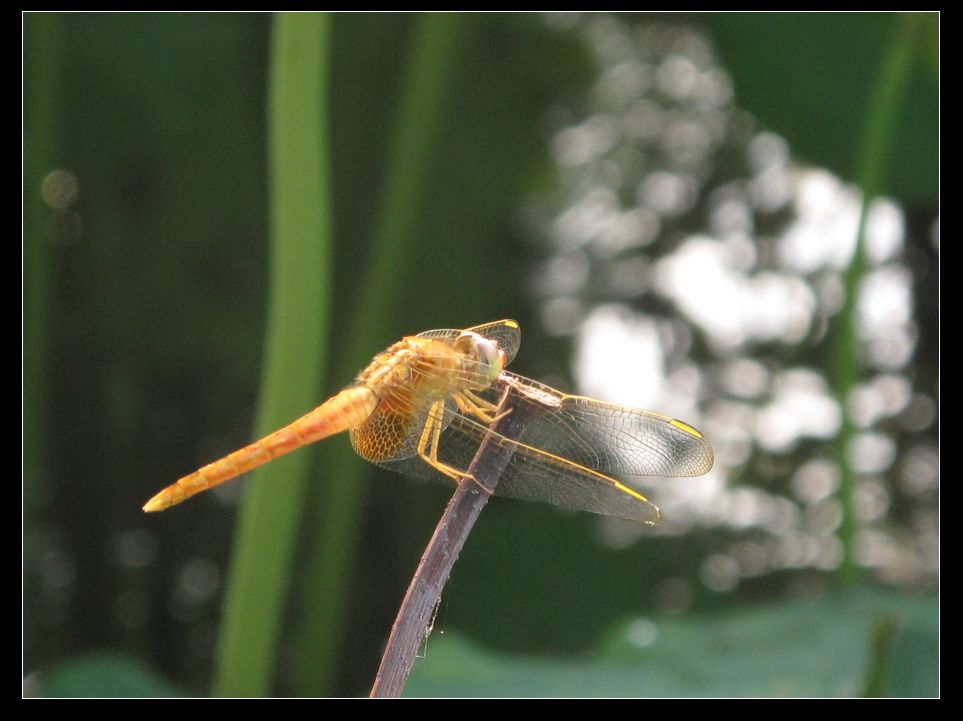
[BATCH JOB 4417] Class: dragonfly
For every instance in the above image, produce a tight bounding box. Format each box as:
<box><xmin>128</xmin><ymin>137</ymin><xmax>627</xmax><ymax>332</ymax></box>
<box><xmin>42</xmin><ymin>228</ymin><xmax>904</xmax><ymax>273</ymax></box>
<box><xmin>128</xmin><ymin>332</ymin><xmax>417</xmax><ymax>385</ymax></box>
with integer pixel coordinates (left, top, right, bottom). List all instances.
<box><xmin>143</xmin><ymin>320</ymin><xmax>713</xmax><ymax>523</ymax></box>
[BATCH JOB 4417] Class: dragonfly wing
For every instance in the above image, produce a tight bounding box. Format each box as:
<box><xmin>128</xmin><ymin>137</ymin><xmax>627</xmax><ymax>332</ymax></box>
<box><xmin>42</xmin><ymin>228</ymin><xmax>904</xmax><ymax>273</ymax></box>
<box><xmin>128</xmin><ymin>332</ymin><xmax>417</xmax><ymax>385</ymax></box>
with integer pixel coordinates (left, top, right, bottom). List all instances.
<box><xmin>350</xmin><ymin>402</ymin><xmax>421</xmax><ymax>463</ymax></box>
<box><xmin>498</xmin><ymin>372</ymin><xmax>714</xmax><ymax>478</ymax></box>
<box><xmin>350</xmin><ymin>390</ymin><xmax>455</xmax><ymax>464</ymax></box>
<box><xmin>351</xmin><ymin>397</ymin><xmax>459</xmax><ymax>480</ymax></box>
<box><xmin>353</xmin><ymin>402</ymin><xmax>661</xmax><ymax>522</ymax></box>
<box><xmin>493</xmin><ymin>448</ymin><xmax>662</xmax><ymax>524</ymax></box>
<box><xmin>432</xmin><ymin>412</ymin><xmax>661</xmax><ymax>523</ymax></box>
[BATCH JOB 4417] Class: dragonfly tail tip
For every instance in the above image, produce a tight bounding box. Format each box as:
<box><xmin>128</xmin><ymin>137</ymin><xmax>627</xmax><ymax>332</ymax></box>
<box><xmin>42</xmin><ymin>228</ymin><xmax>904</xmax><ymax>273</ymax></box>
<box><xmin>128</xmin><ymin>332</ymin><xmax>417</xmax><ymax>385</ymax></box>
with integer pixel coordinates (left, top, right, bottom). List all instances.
<box><xmin>142</xmin><ymin>493</ymin><xmax>169</xmax><ymax>513</ymax></box>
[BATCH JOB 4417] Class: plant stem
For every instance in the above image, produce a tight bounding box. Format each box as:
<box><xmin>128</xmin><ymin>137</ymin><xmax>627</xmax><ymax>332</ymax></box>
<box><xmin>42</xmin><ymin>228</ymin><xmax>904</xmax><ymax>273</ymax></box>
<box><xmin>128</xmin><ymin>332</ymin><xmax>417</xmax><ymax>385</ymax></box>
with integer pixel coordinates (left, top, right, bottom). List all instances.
<box><xmin>293</xmin><ymin>13</ymin><xmax>466</xmax><ymax>696</ymax></box>
<box><xmin>832</xmin><ymin>14</ymin><xmax>917</xmax><ymax>584</ymax></box>
<box><xmin>213</xmin><ymin>12</ymin><xmax>332</xmax><ymax>696</ymax></box>
<box><xmin>24</xmin><ymin>11</ymin><xmax>62</xmax><ymax>669</ymax></box>
<box><xmin>370</xmin><ymin>387</ymin><xmax>539</xmax><ymax>698</ymax></box>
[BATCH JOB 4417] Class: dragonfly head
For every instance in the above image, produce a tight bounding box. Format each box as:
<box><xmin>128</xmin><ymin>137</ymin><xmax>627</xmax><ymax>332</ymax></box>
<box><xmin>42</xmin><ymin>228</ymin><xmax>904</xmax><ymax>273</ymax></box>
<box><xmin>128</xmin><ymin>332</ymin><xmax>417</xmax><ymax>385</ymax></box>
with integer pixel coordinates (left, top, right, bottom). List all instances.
<box><xmin>455</xmin><ymin>331</ymin><xmax>506</xmax><ymax>390</ymax></box>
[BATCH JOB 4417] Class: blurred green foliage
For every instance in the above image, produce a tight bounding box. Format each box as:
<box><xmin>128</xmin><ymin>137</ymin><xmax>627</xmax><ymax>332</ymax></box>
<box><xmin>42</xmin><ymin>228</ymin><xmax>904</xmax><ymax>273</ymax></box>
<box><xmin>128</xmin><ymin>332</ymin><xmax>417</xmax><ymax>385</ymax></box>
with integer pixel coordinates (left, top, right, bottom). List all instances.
<box><xmin>23</xmin><ymin>12</ymin><xmax>937</xmax><ymax>698</ymax></box>
<box><xmin>406</xmin><ymin>587</ymin><xmax>937</xmax><ymax>697</ymax></box>
<box><xmin>30</xmin><ymin>588</ymin><xmax>937</xmax><ymax>697</ymax></box>
<box><xmin>38</xmin><ymin>651</ymin><xmax>183</xmax><ymax>698</ymax></box>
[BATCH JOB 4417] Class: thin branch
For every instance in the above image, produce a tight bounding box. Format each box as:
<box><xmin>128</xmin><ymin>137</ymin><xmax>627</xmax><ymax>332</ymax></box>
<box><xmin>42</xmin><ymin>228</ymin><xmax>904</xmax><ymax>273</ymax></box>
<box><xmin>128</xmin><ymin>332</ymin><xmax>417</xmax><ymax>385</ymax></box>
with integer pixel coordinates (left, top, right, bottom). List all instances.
<box><xmin>369</xmin><ymin>385</ymin><xmax>539</xmax><ymax>698</ymax></box>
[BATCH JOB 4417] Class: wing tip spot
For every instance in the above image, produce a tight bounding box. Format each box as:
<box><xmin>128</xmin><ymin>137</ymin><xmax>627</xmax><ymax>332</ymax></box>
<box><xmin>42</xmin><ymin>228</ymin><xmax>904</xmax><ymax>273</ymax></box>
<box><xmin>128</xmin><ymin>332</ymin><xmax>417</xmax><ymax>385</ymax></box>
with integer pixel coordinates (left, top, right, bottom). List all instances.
<box><xmin>669</xmin><ymin>419</ymin><xmax>703</xmax><ymax>438</ymax></box>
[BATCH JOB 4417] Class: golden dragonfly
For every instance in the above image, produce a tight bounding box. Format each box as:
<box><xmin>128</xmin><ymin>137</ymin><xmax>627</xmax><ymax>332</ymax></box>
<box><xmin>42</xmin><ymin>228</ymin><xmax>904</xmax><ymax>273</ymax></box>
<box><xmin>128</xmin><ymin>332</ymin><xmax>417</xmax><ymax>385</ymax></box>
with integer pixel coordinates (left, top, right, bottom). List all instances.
<box><xmin>143</xmin><ymin>320</ymin><xmax>713</xmax><ymax>523</ymax></box>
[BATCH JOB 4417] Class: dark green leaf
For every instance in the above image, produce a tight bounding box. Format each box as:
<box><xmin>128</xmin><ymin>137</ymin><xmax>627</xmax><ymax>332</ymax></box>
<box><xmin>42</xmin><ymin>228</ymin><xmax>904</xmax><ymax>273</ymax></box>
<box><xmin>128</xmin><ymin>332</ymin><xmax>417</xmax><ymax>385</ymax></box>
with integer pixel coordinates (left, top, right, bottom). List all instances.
<box><xmin>38</xmin><ymin>652</ymin><xmax>182</xmax><ymax>698</ymax></box>
<box><xmin>406</xmin><ymin>587</ymin><xmax>938</xmax><ymax>697</ymax></box>
<box><xmin>703</xmin><ymin>13</ymin><xmax>937</xmax><ymax>205</ymax></box>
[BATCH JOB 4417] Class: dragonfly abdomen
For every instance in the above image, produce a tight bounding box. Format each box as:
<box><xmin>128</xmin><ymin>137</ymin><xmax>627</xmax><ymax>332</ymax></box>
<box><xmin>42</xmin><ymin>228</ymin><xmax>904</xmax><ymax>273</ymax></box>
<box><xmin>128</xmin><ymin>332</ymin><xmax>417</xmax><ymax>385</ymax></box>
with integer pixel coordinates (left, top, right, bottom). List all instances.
<box><xmin>143</xmin><ymin>386</ymin><xmax>377</xmax><ymax>512</ymax></box>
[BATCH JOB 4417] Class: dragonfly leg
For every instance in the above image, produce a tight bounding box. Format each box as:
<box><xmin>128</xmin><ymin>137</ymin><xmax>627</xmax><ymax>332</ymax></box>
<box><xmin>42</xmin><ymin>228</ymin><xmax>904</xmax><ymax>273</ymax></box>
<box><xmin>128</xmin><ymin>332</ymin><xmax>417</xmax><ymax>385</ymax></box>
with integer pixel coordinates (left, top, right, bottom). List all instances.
<box><xmin>454</xmin><ymin>390</ymin><xmax>512</xmax><ymax>425</ymax></box>
<box><xmin>463</xmin><ymin>388</ymin><xmax>500</xmax><ymax>413</ymax></box>
<box><xmin>417</xmin><ymin>400</ymin><xmax>475</xmax><ymax>483</ymax></box>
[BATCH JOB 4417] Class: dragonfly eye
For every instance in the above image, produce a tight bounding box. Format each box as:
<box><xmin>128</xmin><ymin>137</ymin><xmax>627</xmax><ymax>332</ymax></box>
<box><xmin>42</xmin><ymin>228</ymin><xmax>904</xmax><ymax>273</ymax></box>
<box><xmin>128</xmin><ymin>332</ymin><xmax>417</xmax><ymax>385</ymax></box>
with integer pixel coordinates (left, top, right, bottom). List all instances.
<box><xmin>456</xmin><ymin>332</ymin><xmax>504</xmax><ymax>388</ymax></box>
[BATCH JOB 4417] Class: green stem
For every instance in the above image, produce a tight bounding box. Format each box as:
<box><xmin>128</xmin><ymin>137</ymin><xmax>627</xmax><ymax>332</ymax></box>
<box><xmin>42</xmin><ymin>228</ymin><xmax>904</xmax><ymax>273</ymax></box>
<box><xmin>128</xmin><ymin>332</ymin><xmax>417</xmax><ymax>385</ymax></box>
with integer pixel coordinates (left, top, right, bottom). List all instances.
<box><xmin>292</xmin><ymin>13</ymin><xmax>466</xmax><ymax>696</ymax></box>
<box><xmin>212</xmin><ymin>12</ymin><xmax>332</xmax><ymax>696</ymax></box>
<box><xmin>862</xmin><ymin>615</ymin><xmax>900</xmax><ymax>697</ymax></box>
<box><xmin>832</xmin><ymin>14</ymin><xmax>917</xmax><ymax>584</ymax></box>
<box><xmin>24</xmin><ymin>11</ymin><xmax>61</xmax><ymax>669</ymax></box>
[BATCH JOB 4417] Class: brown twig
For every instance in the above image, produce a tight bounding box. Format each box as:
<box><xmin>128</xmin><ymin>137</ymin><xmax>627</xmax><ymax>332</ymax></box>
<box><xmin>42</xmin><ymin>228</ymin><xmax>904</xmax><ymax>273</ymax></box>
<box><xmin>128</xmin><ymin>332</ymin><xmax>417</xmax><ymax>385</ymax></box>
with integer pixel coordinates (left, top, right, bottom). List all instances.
<box><xmin>369</xmin><ymin>384</ymin><xmax>538</xmax><ymax>698</ymax></box>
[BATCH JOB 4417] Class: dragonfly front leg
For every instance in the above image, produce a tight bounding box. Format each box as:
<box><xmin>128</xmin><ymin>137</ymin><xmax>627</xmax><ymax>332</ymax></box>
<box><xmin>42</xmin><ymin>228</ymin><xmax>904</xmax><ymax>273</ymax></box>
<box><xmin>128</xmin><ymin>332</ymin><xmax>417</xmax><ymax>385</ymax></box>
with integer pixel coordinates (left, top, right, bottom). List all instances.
<box><xmin>417</xmin><ymin>400</ymin><xmax>474</xmax><ymax>483</ymax></box>
<box><xmin>454</xmin><ymin>390</ymin><xmax>512</xmax><ymax>425</ymax></box>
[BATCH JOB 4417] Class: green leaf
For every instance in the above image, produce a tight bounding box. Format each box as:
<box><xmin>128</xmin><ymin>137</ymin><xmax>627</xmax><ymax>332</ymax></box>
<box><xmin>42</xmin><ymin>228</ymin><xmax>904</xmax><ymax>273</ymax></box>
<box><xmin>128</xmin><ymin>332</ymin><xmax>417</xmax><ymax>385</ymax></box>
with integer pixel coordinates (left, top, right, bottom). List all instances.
<box><xmin>37</xmin><ymin>652</ymin><xmax>182</xmax><ymax>698</ymax></box>
<box><xmin>405</xmin><ymin>587</ymin><xmax>938</xmax><ymax>697</ymax></box>
<box><xmin>703</xmin><ymin>12</ymin><xmax>937</xmax><ymax>206</ymax></box>
<box><xmin>886</xmin><ymin>625</ymin><xmax>940</xmax><ymax>698</ymax></box>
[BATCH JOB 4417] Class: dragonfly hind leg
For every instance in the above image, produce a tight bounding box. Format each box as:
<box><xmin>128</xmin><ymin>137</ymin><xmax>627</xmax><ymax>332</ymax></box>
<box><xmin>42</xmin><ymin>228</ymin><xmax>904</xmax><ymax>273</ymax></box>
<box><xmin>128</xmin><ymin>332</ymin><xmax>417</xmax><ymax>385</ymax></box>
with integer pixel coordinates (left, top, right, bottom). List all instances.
<box><xmin>417</xmin><ymin>400</ymin><xmax>477</xmax><ymax>485</ymax></box>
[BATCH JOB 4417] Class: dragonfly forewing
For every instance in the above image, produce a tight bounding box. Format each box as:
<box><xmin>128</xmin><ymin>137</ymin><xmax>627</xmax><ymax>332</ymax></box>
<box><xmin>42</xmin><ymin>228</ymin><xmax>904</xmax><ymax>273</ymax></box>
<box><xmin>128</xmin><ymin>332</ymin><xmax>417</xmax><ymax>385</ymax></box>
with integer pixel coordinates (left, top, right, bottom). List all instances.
<box><xmin>498</xmin><ymin>372</ymin><xmax>714</xmax><ymax>479</ymax></box>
